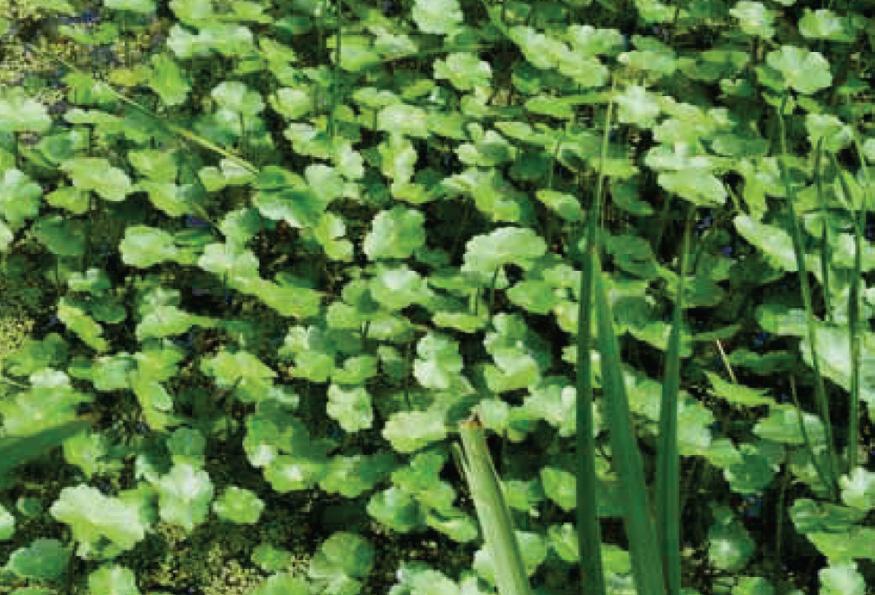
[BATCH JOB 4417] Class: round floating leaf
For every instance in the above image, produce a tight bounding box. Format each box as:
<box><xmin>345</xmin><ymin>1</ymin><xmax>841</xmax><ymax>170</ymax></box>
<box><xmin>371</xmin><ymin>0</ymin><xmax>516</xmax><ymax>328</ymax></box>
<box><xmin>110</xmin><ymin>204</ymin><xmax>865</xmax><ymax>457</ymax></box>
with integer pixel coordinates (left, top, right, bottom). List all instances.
<box><xmin>382</xmin><ymin>409</ymin><xmax>447</xmax><ymax>453</ymax></box>
<box><xmin>799</xmin><ymin>9</ymin><xmax>854</xmax><ymax>43</ymax></box>
<box><xmin>819</xmin><ymin>563</ymin><xmax>866</xmax><ymax>595</ymax></box>
<box><xmin>462</xmin><ymin>227</ymin><xmax>547</xmax><ymax>278</ymax></box>
<box><xmin>765</xmin><ymin>46</ymin><xmax>832</xmax><ymax>94</ymax></box>
<box><xmin>729</xmin><ymin>2</ymin><xmax>776</xmax><ymax>39</ymax></box>
<box><xmin>363</xmin><ymin>207</ymin><xmax>425</xmax><ymax>260</ymax></box>
<box><xmin>213</xmin><ymin>486</ymin><xmax>265</xmax><ymax>524</ymax></box>
<box><xmin>87</xmin><ymin>564</ymin><xmax>141</xmax><ymax>595</ymax></box>
<box><xmin>50</xmin><ymin>485</ymin><xmax>147</xmax><ymax>558</ymax></box>
<box><xmin>839</xmin><ymin>468</ymin><xmax>875</xmax><ymax>512</ymax></box>
<box><xmin>155</xmin><ymin>463</ymin><xmax>214</xmax><ymax>532</ymax></box>
<box><xmin>412</xmin><ymin>0</ymin><xmax>463</xmax><ymax>35</ymax></box>
<box><xmin>251</xmin><ymin>574</ymin><xmax>310</xmax><ymax>595</ymax></box>
<box><xmin>61</xmin><ymin>157</ymin><xmax>132</xmax><ymax>202</ymax></box>
<box><xmin>5</xmin><ymin>538</ymin><xmax>69</xmax><ymax>581</ymax></box>
<box><xmin>0</xmin><ymin>90</ymin><xmax>51</xmax><ymax>133</ymax></box>
<box><xmin>326</xmin><ymin>384</ymin><xmax>373</xmax><ymax>433</ymax></box>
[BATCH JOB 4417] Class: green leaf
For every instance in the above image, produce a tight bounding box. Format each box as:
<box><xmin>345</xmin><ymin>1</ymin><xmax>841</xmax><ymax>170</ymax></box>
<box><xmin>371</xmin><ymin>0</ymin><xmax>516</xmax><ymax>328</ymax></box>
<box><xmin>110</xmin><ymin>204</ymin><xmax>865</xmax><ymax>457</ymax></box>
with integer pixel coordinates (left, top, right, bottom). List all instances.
<box><xmin>839</xmin><ymin>467</ymin><xmax>875</xmax><ymax>512</ymax></box>
<box><xmin>0</xmin><ymin>169</ymin><xmax>42</xmax><ymax>229</ymax></box>
<box><xmin>363</xmin><ymin>207</ymin><xmax>425</xmax><ymax>260</ymax></box>
<box><xmin>33</xmin><ymin>215</ymin><xmax>86</xmax><ymax>257</ymax></box>
<box><xmin>413</xmin><ymin>333</ymin><xmax>464</xmax><ymax>390</ymax></box>
<box><xmin>733</xmin><ymin>215</ymin><xmax>797</xmax><ymax>271</ymax></box>
<box><xmin>753</xmin><ymin>405</ymin><xmax>825</xmax><ymax>445</ymax></box>
<box><xmin>370</xmin><ymin>265</ymin><xmax>431</xmax><ymax>310</ymax></box>
<box><xmin>148</xmin><ymin>54</ymin><xmax>190</xmax><ymax>106</ymax></box>
<box><xmin>0</xmin><ymin>90</ymin><xmax>51</xmax><ymax>133</ymax></box>
<box><xmin>799</xmin><ymin>9</ymin><xmax>855</xmax><ymax>43</ymax></box>
<box><xmin>615</xmin><ymin>85</ymin><xmax>662</xmax><ymax>128</ymax></box>
<box><xmin>805</xmin><ymin>114</ymin><xmax>852</xmax><ymax>153</ymax></box>
<box><xmin>57</xmin><ymin>298</ymin><xmax>109</xmax><ymax>352</ymax></box>
<box><xmin>378</xmin><ymin>104</ymin><xmax>430</xmax><ymax>139</ymax></box>
<box><xmin>136</xmin><ymin>305</ymin><xmax>215</xmax><ymax>340</ymax></box>
<box><xmin>704</xmin><ymin>371</ymin><xmax>775</xmax><ymax>407</ymax></box>
<box><xmin>104</xmin><ymin>0</ymin><xmax>155</xmax><ymax>13</ymax></box>
<box><xmin>119</xmin><ymin>226</ymin><xmax>193</xmax><ymax>268</ymax></box>
<box><xmin>211</xmin><ymin>81</ymin><xmax>265</xmax><ymax>117</ymax></box>
<box><xmin>0</xmin><ymin>504</ymin><xmax>14</xmax><ymax>540</ymax></box>
<box><xmin>412</xmin><ymin>0</ymin><xmax>463</xmax><ymax>35</ymax></box>
<box><xmin>765</xmin><ymin>46</ymin><xmax>832</xmax><ymax>95</ymax></box>
<box><xmin>382</xmin><ymin>409</ymin><xmax>447</xmax><ymax>453</ymax></box>
<box><xmin>251</xmin><ymin>574</ymin><xmax>310</xmax><ymax>595</ymax></box>
<box><xmin>729</xmin><ymin>2</ymin><xmax>775</xmax><ymax>39</ymax></box>
<box><xmin>732</xmin><ymin>577</ymin><xmax>775</xmax><ymax>595</ymax></box>
<box><xmin>327</xmin><ymin>384</ymin><xmax>373</xmax><ymax>433</ymax></box>
<box><xmin>61</xmin><ymin>158</ymin><xmax>132</xmax><ymax>202</ymax></box>
<box><xmin>5</xmin><ymin>538</ymin><xmax>69</xmax><ymax>581</ymax></box>
<box><xmin>533</xmin><ymin>190</ymin><xmax>583</xmax><ymax>222</ymax></box>
<box><xmin>270</xmin><ymin>87</ymin><xmax>314</xmax><ymax>120</ymax></box>
<box><xmin>50</xmin><ymin>485</ymin><xmax>147</xmax><ymax>558</ymax></box>
<box><xmin>462</xmin><ymin>227</ymin><xmax>547</xmax><ymax>279</ymax></box>
<box><xmin>819</xmin><ymin>563</ymin><xmax>866</xmax><ymax>595</ymax></box>
<box><xmin>506</xmin><ymin>280</ymin><xmax>560</xmax><ymax>315</ymax></box>
<box><xmin>434</xmin><ymin>53</ymin><xmax>492</xmax><ymax>91</ymax></box>
<box><xmin>212</xmin><ymin>486</ymin><xmax>265</xmax><ymax>524</ymax></box>
<box><xmin>87</xmin><ymin>564</ymin><xmax>141</xmax><ymax>595</ymax></box>
<box><xmin>200</xmin><ymin>349</ymin><xmax>276</xmax><ymax>403</ymax></box>
<box><xmin>707</xmin><ymin>506</ymin><xmax>755</xmax><ymax>571</ymax></box>
<box><xmin>367</xmin><ymin>487</ymin><xmax>423</xmax><ymax>533</ymax></box>
<box><xmin>658</xmin><ymin>169</ymin><xmax>726</xmax><ymax>206</ymax></box>
<box><xmin>540</xmin><ymin>466</ymin><xmax>576</xmax><ymax>512</ymax></box>
<box><xmin>155</xmin><ymin>463</ymin><xmax>214</xmax><ymax>532</ymax></box>
<box><xmin>308</xmin><ymin>532</ymin><xmax>374</xmax><ymax>594</ymax></box>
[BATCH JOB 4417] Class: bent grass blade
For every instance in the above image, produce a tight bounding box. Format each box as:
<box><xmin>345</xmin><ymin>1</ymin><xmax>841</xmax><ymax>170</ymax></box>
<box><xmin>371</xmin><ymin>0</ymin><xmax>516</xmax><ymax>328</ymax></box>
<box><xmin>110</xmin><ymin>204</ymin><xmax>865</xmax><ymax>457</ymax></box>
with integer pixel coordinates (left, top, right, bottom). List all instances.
<box><xmin>458</xmin><ymin>417</ymin><xmax>532</xmax><ymax>595</ymax></box>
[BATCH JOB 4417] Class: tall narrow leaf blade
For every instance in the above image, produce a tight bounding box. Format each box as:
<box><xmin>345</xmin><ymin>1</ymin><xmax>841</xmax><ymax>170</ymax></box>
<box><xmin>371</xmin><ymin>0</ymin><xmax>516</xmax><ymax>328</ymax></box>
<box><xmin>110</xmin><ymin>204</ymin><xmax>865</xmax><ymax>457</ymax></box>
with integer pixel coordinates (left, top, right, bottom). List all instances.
<box><xmin>574</xmin><ymin>89</ymin><xmax>613</xmax><ymax>595</ymax></box>
<box><xmin>655</xmin><ymin>214</ymin><xmax>689</xmax><ymax>595</ymax></box>
<box><xmin>458</xmin><ymin>418</ymin><xmax>532</xmax><ymax>595</ymax></box>
<box><xmin>593</xmin><ymin>256</ymin><xmax>666</xmax><ymax>595</ymax></box>
<box><xmin>831</xmin><ymin>155</ymin><xmax>863</xmax><ymax>472</ymax></box>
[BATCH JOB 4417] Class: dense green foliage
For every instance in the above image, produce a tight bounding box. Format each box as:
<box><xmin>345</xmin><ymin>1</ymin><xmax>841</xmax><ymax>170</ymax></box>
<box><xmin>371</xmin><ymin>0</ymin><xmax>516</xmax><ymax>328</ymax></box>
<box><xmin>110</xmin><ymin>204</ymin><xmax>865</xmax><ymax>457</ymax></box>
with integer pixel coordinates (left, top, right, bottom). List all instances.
<box><xmin>0</xmin><ymin>0</ymin><xmax>873</xmax><ymax>592</ymax></box>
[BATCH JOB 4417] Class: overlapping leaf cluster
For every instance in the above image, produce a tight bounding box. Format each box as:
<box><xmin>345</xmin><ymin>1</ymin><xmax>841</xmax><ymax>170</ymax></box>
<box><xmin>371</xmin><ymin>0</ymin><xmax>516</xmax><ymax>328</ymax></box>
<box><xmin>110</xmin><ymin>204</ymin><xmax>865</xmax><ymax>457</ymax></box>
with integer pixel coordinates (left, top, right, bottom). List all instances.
<box><xmin>0</xmin><ymin>0</ymin><xmax>873</xmax><ymax>592</ymax></box>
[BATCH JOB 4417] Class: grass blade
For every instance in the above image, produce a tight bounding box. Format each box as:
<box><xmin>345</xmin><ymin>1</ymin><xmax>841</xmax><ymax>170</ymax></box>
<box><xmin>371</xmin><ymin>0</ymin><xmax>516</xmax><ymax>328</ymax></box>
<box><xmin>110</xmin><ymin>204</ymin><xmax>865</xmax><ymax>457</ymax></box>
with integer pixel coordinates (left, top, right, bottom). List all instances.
<box><xmin>458</xmin><ymin>417</ymin><xmax>532</xmax><ymax>595</ymax></box>
<box><xmin>574</xmin><ymin>89</ymin><xmax>614</xmax><ymax>595</ymax></box>
<box><xmin>830</xmin><ymin>154</ymin><xmax>863</xmax><ymax>472</ymax></box>
<box><xmin>774</xmin><ymin>100</ymin><xmax>839</xmax><ymax>497</ymax></box>
<box><xmin>0</xmin><ymin>420</ymin><xmax>89</xmax><ymax>477</ymax></box>
<box><xmin>813</xmin><ymin>140</ymin><xmax>832</xmax><ymax>321</ymax></box>
<box><xmin>655</xmin><ymin>211</ymin><xmax>691</xmax><ymax>595</ymax></box>
<box><xmin>593</xmin><ymin>255</ymin><xmax>666</xmax><ymax>595</ymax></box>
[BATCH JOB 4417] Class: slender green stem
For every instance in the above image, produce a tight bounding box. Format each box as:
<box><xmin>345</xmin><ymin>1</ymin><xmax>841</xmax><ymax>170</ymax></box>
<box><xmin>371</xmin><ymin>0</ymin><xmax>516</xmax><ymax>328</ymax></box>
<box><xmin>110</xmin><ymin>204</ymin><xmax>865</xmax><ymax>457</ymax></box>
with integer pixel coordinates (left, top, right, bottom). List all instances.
<box><xmin>655</xmin><ymin>208</ymin><xmax>691</xmax><ymax>595</ymax></box>
<box><xmin>328</xmin><ymin>0</ymin><xmax>342</xmax><ymax>139</ymax></box>
<box><xmin>774</xmin><ymin>100</ymin><xmax>839</xmax><ymax>497</ymax></box>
